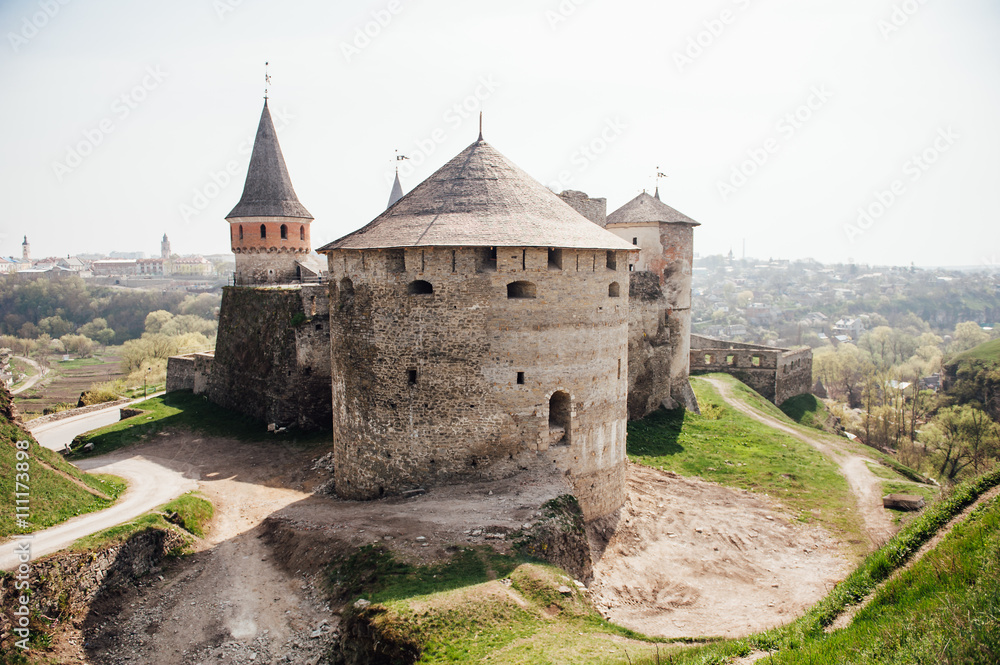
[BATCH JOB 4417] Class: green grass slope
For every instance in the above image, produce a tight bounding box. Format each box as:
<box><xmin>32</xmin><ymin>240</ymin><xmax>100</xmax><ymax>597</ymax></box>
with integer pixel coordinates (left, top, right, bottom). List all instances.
<box><xmin>69</xmin><ymin>390</ymin><xmax>331</xmax><ymax>459</ymax></box>
<box><xmin>330</xmin><ymin>547</ymin><xmax>671</xmax><ymax>664</ymax></box>
<box><xmin>0</xmin><ymin>389</ymin><xmax>126</xmax><ymax>538</ymax></box>
<box><xmin>779</xmin><ymin>394</ymin><xmax>831</xmax><ymax>432</ymax></box>
<box><xmin>950</xmin><ymin>337</ymin><xmax>1000</xmax><ymax>366</ymax></box>
<box><xmin>628</xmin><ymin>376</ymin><xmax>862</xmax><ymax>542</ymax></box>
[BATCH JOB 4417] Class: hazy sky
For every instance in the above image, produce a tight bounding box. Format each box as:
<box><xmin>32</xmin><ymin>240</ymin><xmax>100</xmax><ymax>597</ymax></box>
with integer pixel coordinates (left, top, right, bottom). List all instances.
<box><xmin>1</xmin><ymin>0</ymin><xmax>998</xmax><ymax>266</ymax></box>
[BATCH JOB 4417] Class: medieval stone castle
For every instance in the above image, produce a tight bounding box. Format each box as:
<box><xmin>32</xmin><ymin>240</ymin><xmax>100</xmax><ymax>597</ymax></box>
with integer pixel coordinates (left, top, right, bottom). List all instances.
<box><xmin>168</xmin><ymin>99</ymin><xmax>710</xmax><ymax>520</ymax></box>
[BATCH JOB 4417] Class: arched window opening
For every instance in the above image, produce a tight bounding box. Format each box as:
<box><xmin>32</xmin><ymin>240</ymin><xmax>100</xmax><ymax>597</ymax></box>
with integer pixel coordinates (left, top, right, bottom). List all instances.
<box><xmin>606</xmin><ymin>251</ymin><xmax>617</xmax><ymax>270</ymax></box>
<box><xmin>260</xmin><ymin>224</ymin><xmax>267</xmax><ymax>239</ymax></box>
<box><xmin>609</xmin><ymin>282</ymin><xmax>621</xmax><ymax>298</ymax></box>
<box><xmin>238</xmin><ymin>225</ymin><xmax>243</xmax><ymax>240</ymax></box>
<box><xmin>280</xmin><ymin>224</ymin><xmax>288</xmax><ymax>240</ymax></box>
<box><xmin>507</xmin><ymin>281</ymin><xmax>536</xmax><ymax>299</ymax></box>
<box><xmin>407</xmin><ymin>280</ymin><xmax>433</xmax><ymax>295</ymax></box>
<box><xmin>549</xmin><ymin>391</ymin><xmax>571</xmax><ymax>446</ymax></box>
<box><xmin>299</xmin><ymin>225</ymin><xmax>305</xmax><ymax>241</ymax></box>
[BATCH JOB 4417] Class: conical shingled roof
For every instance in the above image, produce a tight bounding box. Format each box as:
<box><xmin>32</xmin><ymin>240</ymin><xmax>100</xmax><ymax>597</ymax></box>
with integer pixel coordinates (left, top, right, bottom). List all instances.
<box><xmin>387</xmin><ymin>171</ymin><xmax>404</xmax><ymax>209</ymax></box>
<box><xmin>320</xmin><ymin>139</ymin><xmax>635</xmax><ymax>252</ymax></box>
<box><xmin>227</xmin><ymin>101</ymin><xmax>313</xmax><ymax>220</ymax></box>
<box><xmin>607</xmin><ymin>192</ymin><xmax>700</xmax><ymax>227</ymax></box>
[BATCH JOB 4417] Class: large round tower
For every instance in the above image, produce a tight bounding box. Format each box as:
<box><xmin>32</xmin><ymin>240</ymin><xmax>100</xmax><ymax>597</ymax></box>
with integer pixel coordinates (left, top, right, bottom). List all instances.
<box><xmin>227</xmin><ymin>100</ymin><xmax>313</xmax><ymax>284</ymax></box>
<box><xmin>318</xmin><ymin>138</ymin><xmax>637</xmax><ymax>520</ymax></box>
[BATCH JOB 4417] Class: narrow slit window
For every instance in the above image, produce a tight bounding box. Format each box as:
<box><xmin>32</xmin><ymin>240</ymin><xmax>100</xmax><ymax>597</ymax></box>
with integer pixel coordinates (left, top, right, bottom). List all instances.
<box><xmin>516</xmin><ymin>372</ymin><xmax>525</xmax><ymax>385</ymax></box>
<box><xmin>606</xmin><ymin>251</ymin><xmax>617</xmax><ymax>270</ymax></box>
<box><xmin>299</xmin><ymin>225</ymin><xmax>305</xmax><ymax>240</ymax></box>
<box><xmin>238</xmin><ymin>225</ymin><xmax>243</xmax><ymax>240</ymax></box>
<box><xmin>407</xmin><ymin>369</ymin><xmax>418</xmax><ymax>385</ymax></box>
<box><xmin>260</xmin><ymin>224</ymin><xmax>267</xmax><ymax>239</ymax></box>
<box><xmin>280</xmin><ymin>224</ymin><xmax>288</xmax><ymax>240</ymax></box>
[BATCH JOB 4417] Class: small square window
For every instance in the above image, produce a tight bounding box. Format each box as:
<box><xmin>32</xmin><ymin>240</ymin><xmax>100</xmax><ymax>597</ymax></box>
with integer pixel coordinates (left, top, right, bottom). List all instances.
<box><xmin>516</xmin><ymin>372</ymin><xmax>525</xmax><ymax>385</ymax></box>
<box><xmin>407</xmin><ymin>369</ymin><xmax>418</xmax><ymax>385</ymax></box>
<box><xmin>726</xmin><ymin>355</ymin><xmax>735</xmax><ymax>366</ymax></box>
<box><xmin>752</xmin><ymin>356</ymin><xmax>761</xmax><ymax>367</ymax></box>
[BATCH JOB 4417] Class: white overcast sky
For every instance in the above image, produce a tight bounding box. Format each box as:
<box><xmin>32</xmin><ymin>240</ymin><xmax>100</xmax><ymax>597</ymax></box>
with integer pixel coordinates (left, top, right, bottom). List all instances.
<box><xmin>0</xmin><ymin>0</ymin><xmax>998</xmax><ymax>266</ymax></box>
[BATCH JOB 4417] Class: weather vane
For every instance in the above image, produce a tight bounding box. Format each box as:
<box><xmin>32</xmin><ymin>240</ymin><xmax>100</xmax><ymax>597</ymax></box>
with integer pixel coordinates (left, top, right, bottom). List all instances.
<box><xmin>395</xmin><ymin>150</ymin><xmax>410</xmax><ymax>172</ymax></box>
<box><xmin>264</xmin><ymin>61</ymin><xmax>272</xmax><ymax>100</ymax></box>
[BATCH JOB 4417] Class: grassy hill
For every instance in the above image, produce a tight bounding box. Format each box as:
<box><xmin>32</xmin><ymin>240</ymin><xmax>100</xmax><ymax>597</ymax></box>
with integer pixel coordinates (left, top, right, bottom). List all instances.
<box><xmin>0</xmin><ymin>387</ymin><xmax>126</xmax><ymax>538</ymax></box>
<box><xmin>950</xmin><ymin>338</ymin><xmax>1000</xmax><ymax>366</ymax></box>
<box><xmin>778</xmin><ymin>394</ymin><xmax>832</xmax><ymax>432</ymax></box>
<box><xmin>629</xmin><ymin>376</ymin><xmax>862</xmax><ymax>542</ymax></box>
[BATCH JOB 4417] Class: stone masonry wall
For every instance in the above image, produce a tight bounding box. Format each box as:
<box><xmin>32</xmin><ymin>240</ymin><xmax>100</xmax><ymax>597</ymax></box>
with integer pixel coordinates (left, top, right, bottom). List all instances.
<box><xmin>690</xmin><ymin>335</ymin><xmax>813</xmax><ymax>405</ymax></box>
<box><xmin>627</xmin><ymin>271</ymin><xmax>675</xmax><ymax>419</ymax></box>
<box><xmin>206</xmin><ymin>284</ymin><xmax>331</xmax><ymax>429</ymax></box>
<box><xmin>326</xmin><ymin>246</ymin><xmax>630</xmax><ymax>520</ymax></box>
<box><xmin>165</xmin><ymin>355</ymin><xmax>195</xmax><ymax>392</ymax></box>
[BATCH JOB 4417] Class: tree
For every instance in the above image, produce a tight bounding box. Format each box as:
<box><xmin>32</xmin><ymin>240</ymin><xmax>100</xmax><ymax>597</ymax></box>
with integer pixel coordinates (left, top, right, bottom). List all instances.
<box><xmin>38</xmin><ymin>315</ymin><xmax>74</xmax><ymax>338</ymax></box>
<box><xmin>923</xmin><ymin>405</ymin><xmax>997</xmax><ymax>481</ymax></box>
<box><xmin>144</xmin><ymin>310</ymin><xmax>174</xmax><ymax>334</ymax></box>
<box><xmin>59</xmin><ymin>334</ymin><xmax>95</xmax><ymax>358</ymax></box>
<box><xmin>952</xmin><ymin>321</ymin><xmax>989</xmax><ymax>353</ymax></box>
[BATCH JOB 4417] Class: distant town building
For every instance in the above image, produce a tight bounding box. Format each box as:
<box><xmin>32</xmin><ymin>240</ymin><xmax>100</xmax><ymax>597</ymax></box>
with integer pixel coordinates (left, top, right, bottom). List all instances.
<box><xmin>136</xmin><ymin>258</ymin><xmax>165</xmax><ymax>275</ymax></box>
<box><xmin>172</xmin><ymin>256</ymin><xmax>212</xmax><ymax>276</ymax></box>
<box><xmin>92</xmin><ymin>259</ymin><xmax>139</xmax><ymax>276</ymax></box>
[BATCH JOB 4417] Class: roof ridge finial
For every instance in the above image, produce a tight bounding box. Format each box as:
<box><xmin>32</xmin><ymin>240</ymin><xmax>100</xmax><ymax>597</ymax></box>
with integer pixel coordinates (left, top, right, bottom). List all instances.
<box><xmin>478</xmin><ymin>111</ymin><xmax>483</xmax><ymax>141</ymax></box>
<box><xmin>264</xmin><ymin>61</ymin><xmax>271</xmax><ymax>101</ymax></box>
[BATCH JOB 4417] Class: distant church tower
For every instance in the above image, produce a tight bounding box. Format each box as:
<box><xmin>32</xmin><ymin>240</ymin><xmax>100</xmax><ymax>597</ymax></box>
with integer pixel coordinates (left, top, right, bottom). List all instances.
<box><xmin>161</xmin><ymin>234</ymin><xmax>170</xmax><ymax>259</ymax></box>
<box><xmin>21</xmin><ymin>236</ymin><xmax>30</xmax><ymax>262</ymax></box>
<box><xmin>226</xmin><ymin>100</ymin><xmax>313</xmax><ymax>284</ymax></box>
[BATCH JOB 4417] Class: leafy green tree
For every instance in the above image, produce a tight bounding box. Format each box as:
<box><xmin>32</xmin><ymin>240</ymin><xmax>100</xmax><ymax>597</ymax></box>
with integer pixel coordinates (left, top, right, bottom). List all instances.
<box><xmin>38</xmin><ymin>315</ymin><xmax>74</xmax><ymax>338</ymax></box>
<box><xmin>952</xmin><ymin>321</ymin><xmax>989</xmax><ymax>353</ymax></box>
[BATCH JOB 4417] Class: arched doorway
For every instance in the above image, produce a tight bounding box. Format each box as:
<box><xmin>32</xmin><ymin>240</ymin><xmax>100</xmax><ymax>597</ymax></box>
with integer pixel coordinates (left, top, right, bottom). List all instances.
<box><xmin>549</xmin><ymin>391</ymin><xmax>571</xmax><ymax>446</ymax></box>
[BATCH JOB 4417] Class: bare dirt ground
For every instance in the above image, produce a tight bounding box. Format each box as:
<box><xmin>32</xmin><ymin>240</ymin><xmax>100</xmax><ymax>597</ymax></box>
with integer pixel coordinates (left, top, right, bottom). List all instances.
<box><xmin>705</xmin><ymin>377</ymin><xmax>896</xmax><ymax>547</ymax></box>
<box><xmin>49</xmin><ymin>387</ymin><xmax>881</xmax><ymax>662</ymax></box>
<box><xmin>589</xmin><ymin>464</ymin><xmax>850</xmax><ymax>638</ymax></box>
<box><xmin>69</xmin><ymin>431</ymin><xmax>573</xmax><ymax>665</ymax></box>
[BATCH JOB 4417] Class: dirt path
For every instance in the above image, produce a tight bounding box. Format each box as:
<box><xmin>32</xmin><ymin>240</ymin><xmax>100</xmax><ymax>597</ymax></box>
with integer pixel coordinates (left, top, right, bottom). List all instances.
<box><xmin>75</xmin><ymin>432</ymin><xmax>571</xmax><ymax>665</ymax></box>
<box><xmin>828</xmin><ymin>484</ymin><xmax>1000</xmax><ymax>632</ymax></box>
<box><xmin>704</xmin><ymin>378</ymin><xmax>895</xmax><ymax>547</ymax></box>
<box><xmin>589</xmin><ymin>464</ymin><xmax>849</xmax><ymax>638</ymax></box>
<box><xmin>11</xmin><ymin>355</ymin><xmax>47</xmax><ymax>395</ymax></box>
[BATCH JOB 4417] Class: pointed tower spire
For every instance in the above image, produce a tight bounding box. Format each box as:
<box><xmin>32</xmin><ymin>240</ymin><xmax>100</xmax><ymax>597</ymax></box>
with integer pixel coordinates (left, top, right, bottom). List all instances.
<box><xmin>227</xmin><ymin>101</ymin><xmax>312</xmax><ymax>219</ymax></box>
<box><xmin>478</xmin><ymin>111</ymin><xmax>483</xmax><ymax>141</ymax></box>
<box><xmin>655</xmin><ymin>168</ymin><xmax>667</xmax><ymax>201</ymax></box>
<box><xmin>387</xmin><ymin>171</ymin><xmax>404</xmax><ymax>209</ymax></box>
<box><xmin>227</xmin><ymin>98</ymin><xmax>313</xmax><ymax>285</ymax></box>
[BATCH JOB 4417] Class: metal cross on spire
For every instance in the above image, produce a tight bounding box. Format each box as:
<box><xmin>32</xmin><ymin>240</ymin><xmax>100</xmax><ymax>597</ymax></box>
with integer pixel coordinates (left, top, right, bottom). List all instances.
<box><xmin>264</xmin><ymin>61</ymin><xmax>272</xmax><ymax>100</ymax></box>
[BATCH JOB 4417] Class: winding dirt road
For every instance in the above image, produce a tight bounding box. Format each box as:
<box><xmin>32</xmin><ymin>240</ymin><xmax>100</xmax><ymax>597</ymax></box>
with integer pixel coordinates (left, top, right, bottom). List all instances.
<box><xmin>704</xmin><ymin>377</ymin><xmax>895</xmax><ymax>547</ymax></box>
<box><xmin>10</xmin><ymin>355</ymin><xmax>48</xmax><ymax>395</ymax></box>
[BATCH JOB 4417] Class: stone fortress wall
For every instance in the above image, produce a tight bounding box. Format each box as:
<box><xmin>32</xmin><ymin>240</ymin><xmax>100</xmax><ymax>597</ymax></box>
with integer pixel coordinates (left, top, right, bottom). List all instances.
<box><xmin>194</xmin><ymin>284</ymin><xmax>332</xmax><ymax>429</ymax></box>
<box><xmin>689</xmin><ymin>335</ymin><xmax>813</xmax><ymax>405</ymax></box>
<box><xmin>326</xmin><ymin>246</ymin><xmax>631</xmax><ymax>519</ymax></box>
